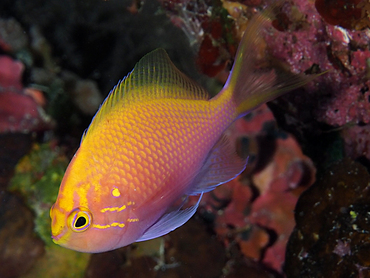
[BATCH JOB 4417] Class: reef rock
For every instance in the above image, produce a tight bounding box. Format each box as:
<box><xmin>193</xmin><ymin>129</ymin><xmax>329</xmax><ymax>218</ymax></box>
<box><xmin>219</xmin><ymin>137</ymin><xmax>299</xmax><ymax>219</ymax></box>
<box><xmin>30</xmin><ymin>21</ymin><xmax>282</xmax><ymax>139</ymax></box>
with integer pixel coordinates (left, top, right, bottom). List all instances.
<box><xmin>285</xmin><ymin>158</ymin><xmax>370</xmax><ymax>277</ymax></box>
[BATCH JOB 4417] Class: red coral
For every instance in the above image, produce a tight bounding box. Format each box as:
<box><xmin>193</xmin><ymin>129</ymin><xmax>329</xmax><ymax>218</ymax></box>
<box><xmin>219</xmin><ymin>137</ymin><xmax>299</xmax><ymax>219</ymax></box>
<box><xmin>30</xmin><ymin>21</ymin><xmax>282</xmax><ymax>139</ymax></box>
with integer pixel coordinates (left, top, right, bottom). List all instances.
<box><xmin>196</xmin><ymin>34</ymin><xmax>229</xmax><ymax>77</ymax></box>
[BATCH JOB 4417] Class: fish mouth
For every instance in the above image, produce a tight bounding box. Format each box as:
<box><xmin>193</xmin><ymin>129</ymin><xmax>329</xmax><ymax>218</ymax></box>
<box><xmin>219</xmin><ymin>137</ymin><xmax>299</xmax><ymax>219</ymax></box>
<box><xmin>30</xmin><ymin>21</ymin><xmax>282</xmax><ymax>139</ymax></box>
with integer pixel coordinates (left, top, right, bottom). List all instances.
<box><xmin>51</xmin><ymin>232</ymin><xmax>62</xmax><ymax>243</ymax></box>
<box><xmin>51</xmin><ymin>228</ymin><xmax>66</xmax><ymax>243</ymax></box>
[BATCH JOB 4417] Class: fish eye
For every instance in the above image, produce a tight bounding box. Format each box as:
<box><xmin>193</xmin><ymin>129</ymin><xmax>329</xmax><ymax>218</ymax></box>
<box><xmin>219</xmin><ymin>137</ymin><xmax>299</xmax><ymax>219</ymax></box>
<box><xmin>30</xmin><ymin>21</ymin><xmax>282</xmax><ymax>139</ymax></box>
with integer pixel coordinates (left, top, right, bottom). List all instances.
<box><xmin>68</xmin><ymin>208</ymin><xmax>92</xmax><ymax>232</ymax></box>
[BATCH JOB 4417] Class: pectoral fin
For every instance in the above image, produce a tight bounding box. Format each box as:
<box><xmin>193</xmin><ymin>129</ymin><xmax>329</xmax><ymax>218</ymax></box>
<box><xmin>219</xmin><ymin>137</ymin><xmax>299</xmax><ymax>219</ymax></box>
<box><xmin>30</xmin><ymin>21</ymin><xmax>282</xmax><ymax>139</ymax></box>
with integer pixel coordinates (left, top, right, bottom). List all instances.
<box><xmin>136</xmin><ymin>193</ymin><xmax>203</xmax><ymax>242</ymax></box>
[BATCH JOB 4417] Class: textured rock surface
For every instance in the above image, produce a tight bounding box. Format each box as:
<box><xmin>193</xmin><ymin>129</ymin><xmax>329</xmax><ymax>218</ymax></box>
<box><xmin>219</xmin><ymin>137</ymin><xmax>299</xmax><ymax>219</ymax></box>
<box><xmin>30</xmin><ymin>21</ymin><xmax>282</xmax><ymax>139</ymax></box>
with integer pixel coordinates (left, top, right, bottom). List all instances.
<box><xmin>0</xmin><ymin>191</ymin><xmax>45</xmax><ymax>278</ymax></box>
<box><xmin>285</xmin><ymin>159</ymin><xmax>370</xmax><ymax>277</ymax></box>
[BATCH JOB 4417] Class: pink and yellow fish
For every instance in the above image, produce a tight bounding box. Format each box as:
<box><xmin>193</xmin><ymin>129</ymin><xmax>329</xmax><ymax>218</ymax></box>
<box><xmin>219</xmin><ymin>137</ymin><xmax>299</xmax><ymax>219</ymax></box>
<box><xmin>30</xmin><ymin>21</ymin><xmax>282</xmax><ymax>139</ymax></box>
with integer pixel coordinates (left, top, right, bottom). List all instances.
<box><xmin>50</xmin><ymin>6</ymin><xmax>315</xmax><ymax>253</ymax></box>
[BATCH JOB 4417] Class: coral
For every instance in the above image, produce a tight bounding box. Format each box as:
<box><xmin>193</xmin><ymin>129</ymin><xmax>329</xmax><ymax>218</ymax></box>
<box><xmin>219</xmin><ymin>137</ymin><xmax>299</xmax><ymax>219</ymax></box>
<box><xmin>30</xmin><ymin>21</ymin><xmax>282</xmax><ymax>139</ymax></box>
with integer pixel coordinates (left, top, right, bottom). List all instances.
<box><xmin>0</xmin><ymin>55</ymin><xmax>54</xmax><ymax>133</ymax></box>
<box><xmin>285</xmin><ymin>159</ymin><xmax>370</xmax><ymax>277</ymax></box>
<box><xmin>261</xmin><ymin>0</ymin><xmax>370</xmax><ymax>163</ymax></box>
<box><xmin>0</xmin><ymin>17</ymin><xmax>104</xmax><ymax>139</ymax></box>
<box><xmin>0</xmin><ymin>91</ymin><xmax>53</xmax><ymax>133</ymax></box>
<box><xmin>0</xmin><ymin>55</ymin><xmax>24</xmax><ymax>90</ymax></box>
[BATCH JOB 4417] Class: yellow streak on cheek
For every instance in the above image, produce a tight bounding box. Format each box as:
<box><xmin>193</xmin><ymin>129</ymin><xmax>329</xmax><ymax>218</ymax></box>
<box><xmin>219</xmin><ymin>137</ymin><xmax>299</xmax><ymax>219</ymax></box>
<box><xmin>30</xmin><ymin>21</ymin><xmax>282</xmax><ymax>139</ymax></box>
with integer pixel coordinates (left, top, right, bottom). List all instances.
<box><xmin>101</xmin><ymin>204</ymin><xmax>126</xmax><ymax>213</ymax></box>
<box><xmin>100</xmin><ymin>201</ymin><xmax>135</xmax><ymax>212</ymax></box>
<box><xmin>92</xmin><ymin>222</ymin><xmax>126</xmax><ymax>229</ymax></box>
<box><xmin>127</xmin><ymin>218</ymin><xmax>139</xmax><ymax>222</ymax></box>
<box><xmin>92</xmin><ymin>217</ymin><xmax>140</xmax><ymax>230</ymax></box>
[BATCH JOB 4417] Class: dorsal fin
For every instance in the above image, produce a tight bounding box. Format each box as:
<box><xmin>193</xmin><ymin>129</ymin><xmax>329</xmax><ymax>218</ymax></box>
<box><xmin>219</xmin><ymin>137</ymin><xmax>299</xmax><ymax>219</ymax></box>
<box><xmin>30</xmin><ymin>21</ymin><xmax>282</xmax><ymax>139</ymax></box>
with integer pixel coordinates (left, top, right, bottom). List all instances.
<box><xmin>81</xmin><ymin>48</ymin><xmax>209</xmax><ymax>142</ymax></box>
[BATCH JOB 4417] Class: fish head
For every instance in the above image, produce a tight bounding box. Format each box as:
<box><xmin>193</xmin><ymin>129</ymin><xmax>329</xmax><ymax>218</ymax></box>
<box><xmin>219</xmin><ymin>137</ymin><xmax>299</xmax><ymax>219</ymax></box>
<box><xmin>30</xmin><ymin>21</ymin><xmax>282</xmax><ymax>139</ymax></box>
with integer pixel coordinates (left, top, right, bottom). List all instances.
<box><xmin>50</xmin><ymin>203</ymin><xmax>131</xmax><ymax>253</ymax></box>
<box><xmin>50</xmin><ymin>203</ymin><xmax>95</xmax><ymax>252</ymax></box>
<box><xmin>50</xmin><ymin>148</ymin><xmax>135</xmax><ymax>253</ymax></box>
<box><xmin>50</xmin><ymin>182</ymin><xmax>135</xmax><ymax>252</ymax></box>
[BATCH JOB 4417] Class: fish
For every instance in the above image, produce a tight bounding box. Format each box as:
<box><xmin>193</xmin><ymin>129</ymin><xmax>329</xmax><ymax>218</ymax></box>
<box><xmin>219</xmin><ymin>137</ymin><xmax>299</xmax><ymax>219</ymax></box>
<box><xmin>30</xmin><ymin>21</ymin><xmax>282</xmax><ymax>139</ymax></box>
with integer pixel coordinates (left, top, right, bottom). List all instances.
<box><xmin>50</xmin><ymin>3</ymin><xmax>318</xmax><ymax>253</ymax></box>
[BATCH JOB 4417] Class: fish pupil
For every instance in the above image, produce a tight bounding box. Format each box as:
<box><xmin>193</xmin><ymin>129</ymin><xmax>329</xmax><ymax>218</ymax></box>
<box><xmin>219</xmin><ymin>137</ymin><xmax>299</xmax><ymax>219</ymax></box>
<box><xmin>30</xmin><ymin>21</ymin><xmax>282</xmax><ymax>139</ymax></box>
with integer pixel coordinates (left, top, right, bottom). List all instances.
<box><xmin>75</xmin><ymin>216</ymin><xmax>87</xmax><ymax>228</ymax></box>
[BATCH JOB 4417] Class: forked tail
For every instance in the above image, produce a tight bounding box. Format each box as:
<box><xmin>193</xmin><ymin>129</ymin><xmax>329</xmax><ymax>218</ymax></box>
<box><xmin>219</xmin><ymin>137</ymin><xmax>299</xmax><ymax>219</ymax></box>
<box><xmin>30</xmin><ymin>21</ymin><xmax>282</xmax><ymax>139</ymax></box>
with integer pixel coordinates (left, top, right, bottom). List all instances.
<box><xmin>222</xmin><ymin>1</ymin><xmax>324</xmax><ymax>118</ymax></box>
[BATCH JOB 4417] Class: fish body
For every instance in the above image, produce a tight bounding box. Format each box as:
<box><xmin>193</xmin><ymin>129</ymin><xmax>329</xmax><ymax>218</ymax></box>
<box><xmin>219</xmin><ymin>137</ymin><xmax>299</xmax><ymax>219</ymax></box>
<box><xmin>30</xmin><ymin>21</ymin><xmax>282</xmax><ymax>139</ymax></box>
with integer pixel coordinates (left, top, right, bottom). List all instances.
<box><xmin>50</xmin><ymin>4</ymin><xmax>316</xmax><ymax>253</ymax></box>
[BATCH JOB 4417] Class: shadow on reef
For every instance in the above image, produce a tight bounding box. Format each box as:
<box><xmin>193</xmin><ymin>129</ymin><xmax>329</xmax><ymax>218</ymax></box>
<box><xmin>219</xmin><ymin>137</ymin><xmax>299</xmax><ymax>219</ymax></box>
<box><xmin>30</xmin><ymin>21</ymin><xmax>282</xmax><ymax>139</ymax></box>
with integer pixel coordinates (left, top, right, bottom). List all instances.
<box><xmin>0</xmin><ymin>133</ymin><xmax>32</xmax><ymax>188</ymax></box>
<box><xmin>269</xmin><ymin>97</ymin><xmax>346</xmax><ymax>176</ymax></box>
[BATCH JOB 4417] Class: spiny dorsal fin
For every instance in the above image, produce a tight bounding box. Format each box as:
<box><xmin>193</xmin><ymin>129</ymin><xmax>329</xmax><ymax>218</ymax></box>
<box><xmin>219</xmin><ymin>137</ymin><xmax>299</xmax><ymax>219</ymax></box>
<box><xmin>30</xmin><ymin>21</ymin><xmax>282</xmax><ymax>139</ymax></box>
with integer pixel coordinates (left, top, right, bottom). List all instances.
<box><xmin>82</xmin><ymin>49</ymin><xmax>209</xmax><ymax>142</ymax></box>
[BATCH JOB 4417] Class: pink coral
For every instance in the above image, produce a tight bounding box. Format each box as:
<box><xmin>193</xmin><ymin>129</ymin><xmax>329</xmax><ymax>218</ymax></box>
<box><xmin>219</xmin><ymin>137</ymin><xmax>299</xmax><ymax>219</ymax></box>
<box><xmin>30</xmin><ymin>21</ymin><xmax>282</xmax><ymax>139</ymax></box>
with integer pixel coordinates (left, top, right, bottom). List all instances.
<box><xmin>0</xmin><ymin>92</ymin><xmax>50</xmax><ymax>133</ymax></box>
<box><xmin>0</xmin><ymin>55</ymin><xmax>53</xmax><ymax>133</ymax></box>
<box><xmin>263</xmin><ymin>1</ymin><xmax>370</xmax><ymax>127</ymax></box>
<box><xmin>0</xmin><ymin>56</ymin><xmax>24</xmax><ymax>91</ymax></box>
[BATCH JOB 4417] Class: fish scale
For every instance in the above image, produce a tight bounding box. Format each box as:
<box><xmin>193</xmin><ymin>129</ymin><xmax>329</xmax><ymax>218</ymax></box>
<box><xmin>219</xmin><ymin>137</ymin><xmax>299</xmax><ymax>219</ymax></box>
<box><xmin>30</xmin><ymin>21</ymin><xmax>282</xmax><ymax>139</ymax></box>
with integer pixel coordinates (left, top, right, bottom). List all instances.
<box><xmin>83</xmin><ymin>100</ymin><xmax>220</xmax><ymax>205</ymax></box>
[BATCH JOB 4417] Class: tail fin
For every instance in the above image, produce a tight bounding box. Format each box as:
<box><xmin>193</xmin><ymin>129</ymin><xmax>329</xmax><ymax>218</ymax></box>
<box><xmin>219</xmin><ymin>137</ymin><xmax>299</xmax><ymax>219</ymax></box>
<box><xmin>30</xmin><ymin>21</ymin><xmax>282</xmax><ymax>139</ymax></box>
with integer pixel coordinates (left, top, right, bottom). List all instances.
<box><xmin>223</xmin><ymin>1</ymin><xmax>323</xmax><ymax>117</ymax></box>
